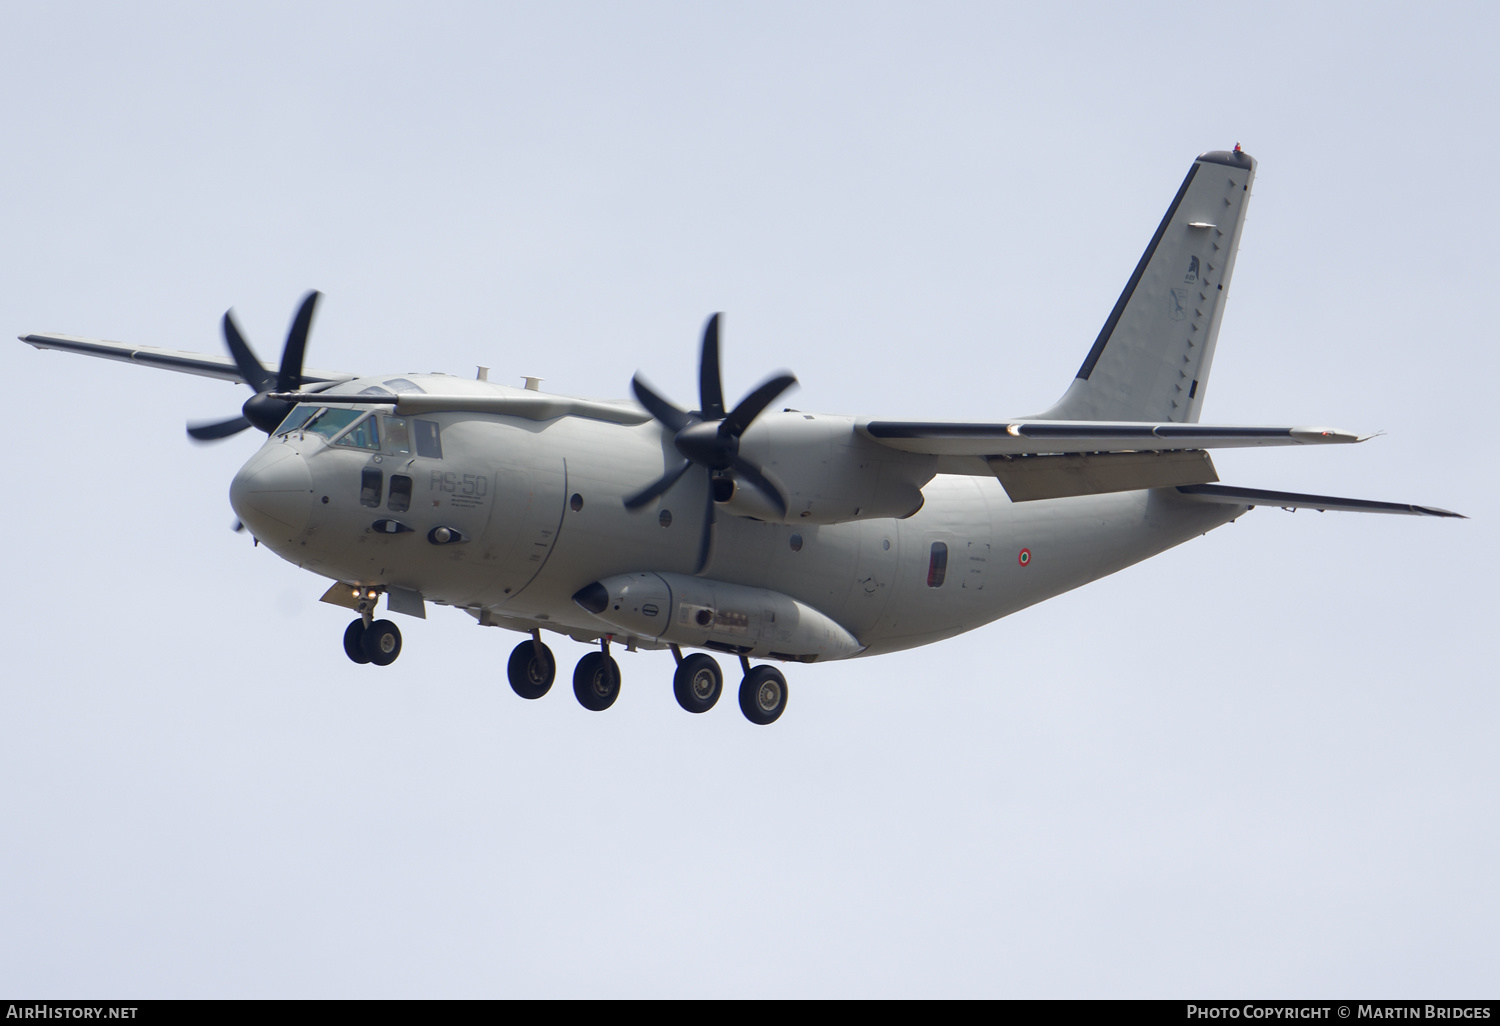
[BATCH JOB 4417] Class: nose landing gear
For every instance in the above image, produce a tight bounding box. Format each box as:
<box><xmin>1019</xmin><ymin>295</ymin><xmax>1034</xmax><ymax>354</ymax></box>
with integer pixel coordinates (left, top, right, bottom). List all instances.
<box><xmin>340</xmin><ymin>586</ymin><xmax>402</xmax><ymax>666</ymax></box>
<box><xmin>343</xmin><ymin>617</ymin><xmax>402</xmax><ymax>666</ymax></box>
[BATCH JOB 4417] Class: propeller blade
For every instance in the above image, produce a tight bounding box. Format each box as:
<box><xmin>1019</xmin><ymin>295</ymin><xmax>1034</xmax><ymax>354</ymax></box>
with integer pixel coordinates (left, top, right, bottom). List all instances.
<box><xmin>728</xmin><ymin>455</ymin><xmax>789</xmax><ymax>519</ymax></box>
<box><xmin>221</xmin><ymin>311</ymin><xmax>274</xmax><ymax>392</ymax></box>
<box><xmin>276</xmin><ymin>290</ymin><xmax>320</xmax><ymax>393</ymax></box>
<box><xmin>622</xmin><ymin>459</ymin><xmax>695</xmax><ymax>510</ymax></box>
<box><xmin>698</xmin><ymin>313</ymin><xmax>725</xmax><ymax>421</ymax></box>
<box><xmin>187</xmin><ymin>415</ymin><xmax>253</xmax><ymax>442</ymax></box>
<box><xmin>631</xmin><ymin>375</ymin><xmax>694</xmax><ymax>433</ymax></box>
<box><xmin>721</xmin><ymin>373</ymin><xmax>796</xmax><ymax>437</ymax></box>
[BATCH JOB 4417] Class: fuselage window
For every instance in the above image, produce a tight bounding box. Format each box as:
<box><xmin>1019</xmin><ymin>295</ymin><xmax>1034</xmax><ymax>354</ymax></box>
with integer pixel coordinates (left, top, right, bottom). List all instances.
<box><xmin>414</xmin><ymin>419</ymin><xmax>442</xmax><ymax>459</ymax></box>
<box><xmin>360</xmin><ymin>467</ymin><xmax>383</xmax><ymax>508</ymax></box>
<box><xmin>927</xmin><ymin>542</ymin><xmax>948</xmax><ymax>588</ymax></box>
<box><xmin>335</xmin><ymin>413</ymin><xmax>381</xmax><ymax>451</ymax></box>
<box><xmin>383</xmin><ymin>416</ymin><xmax>412</xmax><ymax>455</ymax></box>
<box><xmin>275</xmin><ymin>404</ymin><xmax>320</xmax><ymax>436</ymax></box>
<box><xmin>388</xmin><ymin>475</ymin><xmax>412</xmax><ymax>513</ymax></box>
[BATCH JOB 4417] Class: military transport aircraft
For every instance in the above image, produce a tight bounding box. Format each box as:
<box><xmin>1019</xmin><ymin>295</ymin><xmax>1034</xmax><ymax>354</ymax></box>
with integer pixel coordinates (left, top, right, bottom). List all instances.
<box><xmin>20</xmin><ymin>146</ymin><xmax>1461</xmax><ymax>725</ymax></box>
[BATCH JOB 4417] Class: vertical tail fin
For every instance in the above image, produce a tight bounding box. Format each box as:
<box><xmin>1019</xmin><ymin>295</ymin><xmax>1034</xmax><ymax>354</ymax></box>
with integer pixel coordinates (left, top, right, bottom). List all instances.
<box><xmin>1037</xmin><ymin>147</ymin><xmax>1256</xmax><ymax>423</ymax></box>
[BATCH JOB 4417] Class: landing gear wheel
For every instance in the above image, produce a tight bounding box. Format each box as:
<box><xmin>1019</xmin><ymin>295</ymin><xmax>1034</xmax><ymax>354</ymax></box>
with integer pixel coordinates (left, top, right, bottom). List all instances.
<box><xmin>739</xmin><ymin>665</ymin><xmax>788</xmax><ymax>725</ymax></box>
<box><xmin>361</xmin><ymin>619</ymin><xmax>402</xmax><ymax>666</ymax></box>
<box><xmin>573</xmin><ymin>651</ymin><xmax>621</xmax><ymax>712</ymax></box>
<box><xmin>508</xmin><ymin>640</ymin><xmax>556</xmax><ymax>700</ymax></box>
<box><xmin>673</xmin><ymin>653</ymin><xmax>723</xmax><ymax>714</ymax></box>
<box><xmin>343</xmin><ymin>619</ymin><xmax>371</xmax><ymax>664</ymax></box>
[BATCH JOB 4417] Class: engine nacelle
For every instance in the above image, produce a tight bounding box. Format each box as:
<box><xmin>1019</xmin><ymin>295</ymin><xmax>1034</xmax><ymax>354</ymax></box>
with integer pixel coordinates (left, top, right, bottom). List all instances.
<box><xmin>574</xmin><ymin>572</ymin><xmax>863</xmax><ymax>662</ymax></box>
<box><xmin>725</xmin><ymin>413</ymin><xmax>935</xmax><ymax>525</ymax></box>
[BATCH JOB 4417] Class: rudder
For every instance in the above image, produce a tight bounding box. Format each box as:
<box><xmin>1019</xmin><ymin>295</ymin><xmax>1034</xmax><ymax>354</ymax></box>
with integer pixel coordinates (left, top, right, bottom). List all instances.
<box><xmin>1037</xmin><ymin>147</ymin><xmax>1256</xmax><ymax>423</ymax></box>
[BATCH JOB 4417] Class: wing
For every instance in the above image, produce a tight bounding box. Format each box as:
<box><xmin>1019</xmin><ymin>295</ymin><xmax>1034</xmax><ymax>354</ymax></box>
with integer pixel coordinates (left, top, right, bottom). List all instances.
<box><xmin>270</xmin><ymin>389</ymin><xmax>653</xmax><ymax>426</ymax></box>
<box><xmin>861</xmin><ymin>419</ymin><xmax>1363</xmax><ymax>456</ymax></box>
<box><xmin>20</xmin><ymin>333</ymin><xmax>354</xmax><ymax>387</ymax></box>
<box><xmin>862</xmin><ymin>419</ymin><xmax>1367</xmax><ymax>504</ymax></box>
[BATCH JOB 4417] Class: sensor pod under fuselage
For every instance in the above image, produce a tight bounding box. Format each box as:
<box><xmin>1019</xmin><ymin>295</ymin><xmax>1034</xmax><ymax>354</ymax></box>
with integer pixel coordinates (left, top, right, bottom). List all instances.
<box><xmin>574</xmin><ymin>572</ymin><xmax>863</xmax><ymax>662</ymax></box>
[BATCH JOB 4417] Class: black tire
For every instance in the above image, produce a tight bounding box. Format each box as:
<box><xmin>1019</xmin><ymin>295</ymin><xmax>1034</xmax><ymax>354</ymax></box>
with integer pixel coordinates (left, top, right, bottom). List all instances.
<box><xmin>361</xmin><ymin>618</ymin><xmax>402</xmax><ymax>666</ymax></box>
<box><xmin>573</xmin><ymin>651</ymin><xmax>620</xmax><ymax>712</ymax></box>
<box><xmin>343</xmin><ymin>619</ymin><xmax>371</xmax><ymax>664</ymax></box>
<box><xmin>673</xmin><ymin>653</ymin><xmax>723</xmax><ymax>714</ymax></box>
<box><xmin>508</xmin><ymin>640</ymin><xmax>555</xmax><ymax>700</ymax></box>
<box><xmin>738</xmin><ymin>665</ymin><xmax>788</xmax><ymax>725</ymax></box>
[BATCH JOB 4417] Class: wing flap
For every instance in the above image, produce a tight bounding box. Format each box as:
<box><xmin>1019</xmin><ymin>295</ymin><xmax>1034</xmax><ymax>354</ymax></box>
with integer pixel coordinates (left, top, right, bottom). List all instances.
<box><xmin>992</xmin><ymin>450</ymin><xmax>1218</xmax><ymax>501</ymax></box>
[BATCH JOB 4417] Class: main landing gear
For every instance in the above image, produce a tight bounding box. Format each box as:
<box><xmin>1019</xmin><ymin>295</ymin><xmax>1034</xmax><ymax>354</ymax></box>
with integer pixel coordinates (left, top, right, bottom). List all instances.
<box><xmin>506</xmin><ymin>633</ymin><xmax>556</xmax><ymax>700</ymax></box>
<box><xmin>738</xmin><ymin>663</ymin><xmax>788</xmax><ymax>725</ymax></box>
<box><xmin>502</xmin><ymin>638</ymin><xmax>791</xmax><ymax>724</ymax></box>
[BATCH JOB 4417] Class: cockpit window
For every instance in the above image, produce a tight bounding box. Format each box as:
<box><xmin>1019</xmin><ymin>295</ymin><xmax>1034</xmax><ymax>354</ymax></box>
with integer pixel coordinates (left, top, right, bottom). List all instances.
<box><xmin>383</xmin><ymin>416</ymin><xmax>412</xmax><ymax>454</ymax></box>
<box><xmin>383</xmin><ymin>378</ymin><xmax>425</xmax><ymax>394</ymax></box>
<box><xmin>275</xmin><ymin>404</ymin><xmax>321</xmax><ymax>435</ymax></box>
<box><xmin>303</xmin><ymin>407</ymin><xmax>364</xmax><ymax>442</ymax></box>
<box><xmin>414</xmin><ymin>419</ymin><xmax>442</xmax><ymax>459</ymax></box>
<box><xmin>333</xmin><ymin>413</ymin><xmax>380</xmax><ymax>450</ymax></box>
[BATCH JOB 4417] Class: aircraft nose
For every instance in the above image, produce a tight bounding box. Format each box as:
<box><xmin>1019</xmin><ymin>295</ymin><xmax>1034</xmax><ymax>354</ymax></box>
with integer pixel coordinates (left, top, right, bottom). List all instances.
<box><xmin>230</xmin><ymin>445</ymin><xmax>315</xmax><ymax>535</ymax></box>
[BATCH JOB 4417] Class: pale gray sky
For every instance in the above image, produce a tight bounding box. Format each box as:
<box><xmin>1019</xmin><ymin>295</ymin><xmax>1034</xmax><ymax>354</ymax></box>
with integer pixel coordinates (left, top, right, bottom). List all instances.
<box><xmin>4</xmin><ymin>0</ymin><xmax>1495</xmax><ymax>997</ymax></box>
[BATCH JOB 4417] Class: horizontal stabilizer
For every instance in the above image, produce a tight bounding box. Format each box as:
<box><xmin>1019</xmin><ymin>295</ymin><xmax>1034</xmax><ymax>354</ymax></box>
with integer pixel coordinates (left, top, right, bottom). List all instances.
<box><xmin>862</xmin><ymin>419</ymin><xmax>1361</xmax><ymax>457</ymax></box>
<box><xmin>1177</xmin><ymin>483</ymin><xmax>1465</xmax><ymax>518</ymax></box>
<box><xmin>992</xmin><ymin>450</ymin><xmax>1217</xmax><ymax>502</ymax></box>
<box><xmin>21</xmin><ymin>333</ymin><xmax>352</xmax><ymax>387</ymax></box>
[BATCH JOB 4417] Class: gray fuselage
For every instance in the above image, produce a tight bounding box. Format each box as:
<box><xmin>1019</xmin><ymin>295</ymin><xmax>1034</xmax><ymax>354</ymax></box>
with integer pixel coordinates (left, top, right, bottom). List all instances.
<box><xmin>230</xmin><ymin>375</ymin><xmax>1246</xmax><ymax>659</ymax></box>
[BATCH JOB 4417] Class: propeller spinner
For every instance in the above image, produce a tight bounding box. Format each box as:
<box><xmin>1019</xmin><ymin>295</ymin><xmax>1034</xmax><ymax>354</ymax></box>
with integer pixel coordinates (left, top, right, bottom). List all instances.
<box><xmin>625</xmin><ymin>313</ymin><xmax>797</xmax><ymax>552</ymax></box>
<box><xmin>187</xmin><ymin>291</ymin><xmax>321</xmax><ymax>442</ymax></box>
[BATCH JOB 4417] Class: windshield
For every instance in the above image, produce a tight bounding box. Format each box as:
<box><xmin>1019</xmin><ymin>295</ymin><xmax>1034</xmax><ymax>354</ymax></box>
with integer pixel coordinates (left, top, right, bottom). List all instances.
<box><xmin>274</xmin><ymin>404</ymin><xmax>321</xmax><ymax>435</ymax></box>
<box><xmin>303</xmin><ymin>407</ymin><xmax>364</xmax><ymax>442</ymax></box>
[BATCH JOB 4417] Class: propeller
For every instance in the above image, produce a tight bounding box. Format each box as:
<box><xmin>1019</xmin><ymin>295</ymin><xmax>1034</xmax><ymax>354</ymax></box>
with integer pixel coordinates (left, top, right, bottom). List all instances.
<box><xmin>625</xmin><ymin>314</ymin><xmax>797</xmax><ymax>570</ymax></box>
<box><xmin>187</xmin><ymin>291</ymin><xmax>321</xmax><ymax>442</ymax></box>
